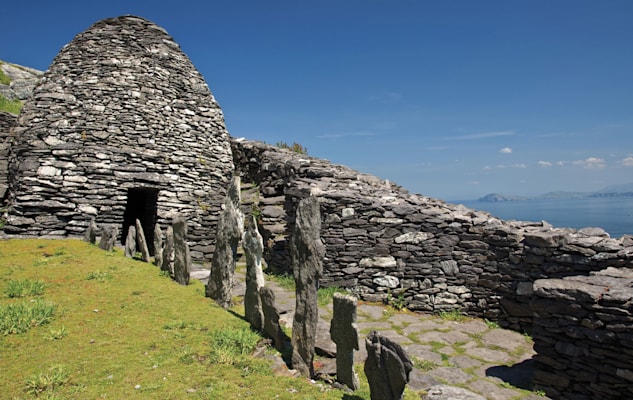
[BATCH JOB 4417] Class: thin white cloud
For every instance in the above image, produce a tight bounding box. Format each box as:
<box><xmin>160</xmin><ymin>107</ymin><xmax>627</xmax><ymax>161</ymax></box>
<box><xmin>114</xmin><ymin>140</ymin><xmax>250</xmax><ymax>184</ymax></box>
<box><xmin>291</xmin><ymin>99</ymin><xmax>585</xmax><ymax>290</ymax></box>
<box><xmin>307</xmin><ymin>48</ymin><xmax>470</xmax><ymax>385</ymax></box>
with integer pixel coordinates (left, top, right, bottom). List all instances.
<box><xmin>620</xmin><ymin>156</ymin><xmax>633</xmax><ymax>167</ymax></box>
<box><xmin>538</xmin><ymin>161</ymin><xmax>553</xmax><ymax>168</ymax></box>
<box><xmin>368</xmin><ymin>91</ymin><xmax>403</xmax><ymax>103</ymax></box>
<box><xmin>500</xmin><ymin>147</ymin><xmax>513</xmax><ymax>154</ymax></box>
<box><xmin>573</xmin><ymin>157</ymin><xmax>606</xmax><ymax>169</ymax></box>
<box><xmin>556</xmin><ymin>161</ymin><xmax>567</xmax><ymax>166</ymax></box>
<box><xmin>446</xmin><ymin>130</ymin><xmax>515</xmax><ymax>141</ymax></box>
<box><xmin>483</xmin><ymin>163</ymin><xmax>527</xmax><ymax>170</ymax></box>
<box><xmin>317</xmin><ymin>131</ymin><xmax>377</xmax><ymax>139</ymax></box>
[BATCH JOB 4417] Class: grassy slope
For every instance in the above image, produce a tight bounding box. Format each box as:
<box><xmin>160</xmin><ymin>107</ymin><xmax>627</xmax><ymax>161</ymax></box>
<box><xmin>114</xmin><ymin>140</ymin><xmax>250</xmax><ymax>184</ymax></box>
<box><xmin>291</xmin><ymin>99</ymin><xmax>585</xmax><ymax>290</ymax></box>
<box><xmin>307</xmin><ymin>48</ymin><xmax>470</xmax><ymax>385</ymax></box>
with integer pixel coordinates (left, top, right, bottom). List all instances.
<box><xmin>1</xmin><ymin>239</ymin><xmax>402</xmax><ymax>399</ymax></box>
<box><xmin>0</xmin><ymin>61</ymin><xmax>23</xmax><ymax>114</ymax></box>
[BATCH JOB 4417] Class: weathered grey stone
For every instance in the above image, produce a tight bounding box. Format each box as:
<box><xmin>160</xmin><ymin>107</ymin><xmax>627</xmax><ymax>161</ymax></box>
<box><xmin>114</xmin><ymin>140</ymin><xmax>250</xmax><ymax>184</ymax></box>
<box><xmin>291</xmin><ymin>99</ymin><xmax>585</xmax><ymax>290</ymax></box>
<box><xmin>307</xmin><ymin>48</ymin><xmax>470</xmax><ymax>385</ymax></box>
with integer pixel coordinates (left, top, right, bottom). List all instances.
<box><xmin>364</xmin><ymin>330</ymin><xmax>412</xmax><ymax>400</ymax></box>
<box><xmin>98</xmin><ymin>225</ymin><xmax>118</xmax><ymax>251</ymax></box>
<box><xmin>424</xmin><ymin>384</ymin><xmax>486</xmax><ymax>400</ymax></box>
<box><xmin>124</xmin><ymin>225</ymin><xmax>137</xmax><ymax>258</ymax></box>
<box><xmin>83</xmin><ymin>218</ymin><xmax>98</xmax><ymax>244</ymax></box>
<box><xmin>260</xmin><ymin>286</ymin><xmax>288</xmax><ymax>353</ymax></box>
<box><xmin>360</xmin><ymin>256</ymin><xmax>397</xmax><ymax>269</ymax></box>
<box><xmin>394</xmin><ymin>231</ymin><xmax>433</xmax><ymax>244</ymax></box>
<box><xmin>206</xmin><ymin>176</ymin><xmax>244</xmax><ymax>308</ymax></box>
<box><xmin>373</xmin><ymin>275</ymin><xmax>400</xmax><ymax>289</ymax></box>
<box><xmin>153</xmin><ymin>224</ymin><xmax>163</xmax><ymax>267</ymax></box>
<box><xmin>330</xmin><ymin>293</ymin><xmax>359</xmax><ymax>391</ymax></box>
<box><xmin>243</xmin><ymin>215</ymin><xmax>265</xmax><ymax>331</ymax></box>
<box><xmin>172</xmin><ymin>217</ymin><xmax>190</xmax><ymax>285</ymax></box>
<box><xmin>291</xmin><ymin>196</ymin><xmax>325</xmax><ymax>378</ymax></box>
<box><xmin>161</xmin><ymin>226</ymin><xmax>174</xmax><ymax>275</ymax></box>
<box><xmin>135</xmin><ymin>219</ymin><xmax>150</xmax><ymax>262</ymax></box>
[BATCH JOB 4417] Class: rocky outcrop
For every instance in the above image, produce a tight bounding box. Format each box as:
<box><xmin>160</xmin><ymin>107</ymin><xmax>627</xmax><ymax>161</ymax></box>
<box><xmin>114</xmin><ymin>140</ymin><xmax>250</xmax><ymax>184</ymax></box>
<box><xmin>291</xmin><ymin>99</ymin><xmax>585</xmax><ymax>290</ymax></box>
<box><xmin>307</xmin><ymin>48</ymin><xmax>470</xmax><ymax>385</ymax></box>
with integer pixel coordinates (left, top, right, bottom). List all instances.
<box><xmin>5</xmin><ymin>16</ymin><xmax>233</xmax><ymax>263</ymax></box>
<box><xmin>0</xmin><ymin>61</ymin><xmax>43</xmax><ymax>102</ymax></box>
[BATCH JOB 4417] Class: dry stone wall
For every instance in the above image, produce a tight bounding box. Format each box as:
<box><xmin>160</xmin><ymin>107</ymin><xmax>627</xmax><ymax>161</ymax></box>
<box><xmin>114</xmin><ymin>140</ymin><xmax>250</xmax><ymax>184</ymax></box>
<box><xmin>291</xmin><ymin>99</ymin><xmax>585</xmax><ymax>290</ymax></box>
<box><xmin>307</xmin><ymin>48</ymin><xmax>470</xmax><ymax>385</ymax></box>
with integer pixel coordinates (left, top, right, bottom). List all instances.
<box><xmin>0</xmin><ymin>111</ymin><xmax>17</xmax><ymax>203</ymax></box>
<box><xmin>232</xmin><ymin>139</ymin><xmax>633</xmax><ymax>330</ymax></box>
<box><xmin>5</xmin><ymin>16</ymin><xmax>234</xmax><ymax>262</ymax></box>
<box><xmin>531</xmin><ymin>267</ymin><xmax>633</xmax><ymax>399</ymax></box>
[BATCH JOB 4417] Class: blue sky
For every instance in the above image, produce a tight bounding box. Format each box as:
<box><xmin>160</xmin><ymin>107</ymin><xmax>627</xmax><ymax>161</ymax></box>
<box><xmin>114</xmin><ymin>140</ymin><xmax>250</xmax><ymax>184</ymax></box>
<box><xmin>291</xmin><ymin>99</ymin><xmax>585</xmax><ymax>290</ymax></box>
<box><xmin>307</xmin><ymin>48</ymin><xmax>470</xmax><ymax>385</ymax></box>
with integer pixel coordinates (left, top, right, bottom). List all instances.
<box><xmin>3</xmin><ymin>1</ymin><xmax>632</xmax><ymax>201</ymax></box>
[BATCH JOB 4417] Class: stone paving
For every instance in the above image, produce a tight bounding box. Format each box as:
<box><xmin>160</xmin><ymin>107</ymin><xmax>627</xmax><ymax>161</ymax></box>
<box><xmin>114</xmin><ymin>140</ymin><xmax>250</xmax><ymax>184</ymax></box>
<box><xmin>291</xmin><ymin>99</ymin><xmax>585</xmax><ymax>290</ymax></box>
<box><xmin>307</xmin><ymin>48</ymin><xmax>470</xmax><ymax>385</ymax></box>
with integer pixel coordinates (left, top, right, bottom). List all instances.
<box><xmin>192</xmin><ymin>264</ymin><xmax>549</xmax><ymax>400</ymax></box>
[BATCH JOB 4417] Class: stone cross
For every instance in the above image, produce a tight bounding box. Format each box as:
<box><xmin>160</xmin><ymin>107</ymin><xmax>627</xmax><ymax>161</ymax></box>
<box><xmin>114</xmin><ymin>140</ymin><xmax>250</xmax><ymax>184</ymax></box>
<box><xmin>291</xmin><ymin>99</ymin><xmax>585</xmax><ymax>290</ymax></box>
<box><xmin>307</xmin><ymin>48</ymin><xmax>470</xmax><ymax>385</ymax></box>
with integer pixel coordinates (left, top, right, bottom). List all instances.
<box><xmin>243</xmin><ymin>215</ymin><xmax>265</xmax><ymax>331</ymax></box>
<box><xmin>330</xmin><ymin>292</ymin><xmax>360</xmax><ymax>390</ymax></box>
<box><xmin>98</xmin><ymin>225</ymin><xmax>118</xmax><ymax>251</ymax></box>
<box><xmin>124</xmin><ymin>224</ymin><xmax>137</xmax><ymax>258</ymax></box>
<box><xmin>290</xmin><ymin>196</ymin><xmax>325</xmax><ymax>378</ymax></box>
<box><xmin>259</xmin><ymin>286</ymin><xmax>289</xmax><ymax>353</ymax></box>
<box><xmin>153</xmin><ymin>224</ymin><xmax>163</xmax><ymax>267</ymax></box>
<box><xmin>172</xmin><ymin>217</ymin><xmax>191</xmax><ymax>285</ymax></box>
<box><xmin>161</xmin><ymin>226</ymin><xmax>174</xmax><ymax>275</ymax></box>
<box><xmin>206</xmin><ymin>176</ymin><xmax>244</xmax><ymax>309</ymax></box>
<box><xmin>135</xmin><ymin>219</ymin><xmax>150</xmax><ymax>262</ymax></box>
<box><xmin>364</xmin><ymin>330</ymin><xmax>413</xmax><ymax>400</ymax></box>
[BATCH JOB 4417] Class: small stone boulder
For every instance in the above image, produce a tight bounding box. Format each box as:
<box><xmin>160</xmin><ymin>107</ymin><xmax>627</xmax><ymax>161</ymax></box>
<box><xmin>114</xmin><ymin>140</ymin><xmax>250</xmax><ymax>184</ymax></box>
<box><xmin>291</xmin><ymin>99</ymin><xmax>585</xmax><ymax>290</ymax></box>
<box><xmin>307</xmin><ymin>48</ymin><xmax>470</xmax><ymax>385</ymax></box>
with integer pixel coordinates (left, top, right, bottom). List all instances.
<box><xmin>364</xmin><ymin>330</ymin><xmax>413</xmax><ymax>400</ymax></box>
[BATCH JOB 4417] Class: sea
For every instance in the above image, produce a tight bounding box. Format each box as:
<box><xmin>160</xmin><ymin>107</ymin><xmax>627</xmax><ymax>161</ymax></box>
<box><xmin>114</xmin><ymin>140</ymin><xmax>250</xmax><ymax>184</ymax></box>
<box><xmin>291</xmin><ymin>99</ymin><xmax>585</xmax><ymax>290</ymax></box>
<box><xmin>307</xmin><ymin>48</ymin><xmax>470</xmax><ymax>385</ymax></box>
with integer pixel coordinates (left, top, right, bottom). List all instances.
<box><xmin>457</xmin><ymin>197</ymin><xmax>633</xmax><ymax>238</ymax></box>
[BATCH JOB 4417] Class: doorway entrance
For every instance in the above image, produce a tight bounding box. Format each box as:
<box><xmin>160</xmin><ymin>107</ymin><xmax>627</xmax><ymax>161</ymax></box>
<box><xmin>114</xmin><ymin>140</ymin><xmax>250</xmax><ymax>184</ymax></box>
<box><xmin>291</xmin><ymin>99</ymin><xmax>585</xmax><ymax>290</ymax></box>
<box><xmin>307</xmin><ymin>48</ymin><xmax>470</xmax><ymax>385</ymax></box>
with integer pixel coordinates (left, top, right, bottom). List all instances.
<box><xmin>122</xmin><ymin>188</ymin><xmax>159</xmax><ymax>255</ymax></box>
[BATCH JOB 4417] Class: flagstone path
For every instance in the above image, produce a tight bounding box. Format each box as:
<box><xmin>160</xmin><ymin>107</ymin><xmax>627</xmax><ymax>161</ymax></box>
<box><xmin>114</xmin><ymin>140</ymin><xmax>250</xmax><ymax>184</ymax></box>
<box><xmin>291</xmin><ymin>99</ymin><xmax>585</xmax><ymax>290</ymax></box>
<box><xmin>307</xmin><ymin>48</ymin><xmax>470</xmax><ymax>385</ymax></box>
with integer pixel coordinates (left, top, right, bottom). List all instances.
<box><xmin>191</xmin><ymin>265</ymin><xmax>549</xmax><ymax>400</ymax></box>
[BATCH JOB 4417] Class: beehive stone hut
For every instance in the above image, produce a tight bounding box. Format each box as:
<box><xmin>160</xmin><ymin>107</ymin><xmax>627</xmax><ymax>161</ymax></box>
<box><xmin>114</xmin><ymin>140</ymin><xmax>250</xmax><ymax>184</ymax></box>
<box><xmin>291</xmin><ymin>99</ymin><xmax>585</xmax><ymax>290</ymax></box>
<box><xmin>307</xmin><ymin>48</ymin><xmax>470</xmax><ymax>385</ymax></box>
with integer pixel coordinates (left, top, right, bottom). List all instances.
<box><xmin>5</xmin><ymin>16</ymin><xmax>234</xmax><ymax>260</ymax></box>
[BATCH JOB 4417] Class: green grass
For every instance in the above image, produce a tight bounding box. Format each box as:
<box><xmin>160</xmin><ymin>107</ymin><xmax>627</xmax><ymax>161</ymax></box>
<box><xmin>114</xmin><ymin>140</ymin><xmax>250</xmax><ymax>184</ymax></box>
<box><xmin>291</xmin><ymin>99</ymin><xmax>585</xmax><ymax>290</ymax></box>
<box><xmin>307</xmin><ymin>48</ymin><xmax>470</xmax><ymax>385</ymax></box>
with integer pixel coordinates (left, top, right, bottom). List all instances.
<box><xmin>317</xmin><ymin>285</ymin><xmax>346</xmax><ymax>306</ymax></box>
<box><xmin>0</xmin><ymin>62</ymin><xmax>10</xmax><ymax>85</ymax></box>
<box><xmin>0</xmin><ymin>298</ymin><xmax>56</xmax><ymax>335</ymax></box>
<box><xmin>25</xmin><ymin>364</ymin><xmax>70</xmax><ymax>396</ymax></box>
<box><xmin>266</xmin><ymin>272</ymin><xmax>296</xmax><ymax>290</ymax></box>
<box><xmin>2</xmin><ymin>239</ymin><xmax>423</xmax><ymax>399</ymax></box>
<box><xmin>438</xmin><ymin>308</ymin><xmax>466</xmax><ymax>322</ymax></box>
<box><xmin>4</xmin><ymin>278</ymin><xmax>46</xmax><ymax>298</ymax></box>
<box><xmin>0</xmin><ymin>93</ymin><xmax>22</xmax><ymax>114</ymax></box>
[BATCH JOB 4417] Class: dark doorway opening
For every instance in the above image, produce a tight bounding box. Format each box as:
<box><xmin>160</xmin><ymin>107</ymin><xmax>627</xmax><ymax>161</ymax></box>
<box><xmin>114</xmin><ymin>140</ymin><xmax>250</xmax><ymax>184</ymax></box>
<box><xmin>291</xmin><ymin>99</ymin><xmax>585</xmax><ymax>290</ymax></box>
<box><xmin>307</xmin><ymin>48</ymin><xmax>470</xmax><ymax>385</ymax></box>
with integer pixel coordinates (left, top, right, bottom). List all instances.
<box><xmin>122</xmin><ymin>188</ymin><xmax>159</xmax><ymax>255</ymax></box>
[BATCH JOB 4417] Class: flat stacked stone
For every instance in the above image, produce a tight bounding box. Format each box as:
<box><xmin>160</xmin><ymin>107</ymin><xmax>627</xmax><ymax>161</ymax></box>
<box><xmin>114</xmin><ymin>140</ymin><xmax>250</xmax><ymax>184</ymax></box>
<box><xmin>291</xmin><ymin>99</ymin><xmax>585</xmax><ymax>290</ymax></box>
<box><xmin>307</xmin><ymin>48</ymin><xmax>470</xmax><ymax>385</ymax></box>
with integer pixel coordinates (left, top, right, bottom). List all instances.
<box><xmin>531</xmin><ymin>267</ymin><xmax>633</xmax><ymax>399</ymax></box>
<box><xmin>5</xmin><ymin>16</ymin><xmax>233</xmax><ymax>263</ymax></box>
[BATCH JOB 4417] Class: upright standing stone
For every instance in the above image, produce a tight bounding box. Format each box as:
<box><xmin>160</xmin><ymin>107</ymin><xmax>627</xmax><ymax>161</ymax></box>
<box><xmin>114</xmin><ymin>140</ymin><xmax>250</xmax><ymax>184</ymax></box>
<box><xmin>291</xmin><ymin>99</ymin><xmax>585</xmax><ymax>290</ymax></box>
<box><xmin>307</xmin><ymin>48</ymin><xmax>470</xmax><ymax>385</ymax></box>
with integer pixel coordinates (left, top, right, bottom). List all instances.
<box><xmin>291</xmin><ymin>196</ymin><xmax>325</xmax><ymax>378</ymax></box>
<box><xmin>364</xmin><ymin>330</ymin><xmax>413</xmax><ymax>400</ymax></box>
<box><xmin>83</xmin><ymin>218</ymin><xmax>98</xmax><ymax>244</ymax></box>
<box><xmin>98</xmin><ymin>225</ymin><xmax>118</xmax><ymax>251</ymax></box>
<box><xmin>259</xmin><ymin>286</ymin><xmax>289</xmax><ymax>353</ymax></box>
<box><xmin>161</xmin><ymin>226</ymin><xmax>174</xmax><ymax>275</ymax></box>
<box><xmin>124</xmin><ymin>225</ymin><xmax>137</xmax><ymax>258</ymax></box>
<box><xmin>243</xmin><ymin>215</ymin><xmax>265</xmax><ymax>331</ymax></box>
<box><xmin>172</xmin><ymin>217</ymin><xmax>190</xmax><ymax>285</ymax></box>
<box><xmin>153</xmin><ymin>224</ymin><xmax>163</xmax><ymax>267</ymax></box>
<box><xmin>135</xmin><ymin>219</ymin><xmax>151</xmax><ymax>262</ymax></box>
<box><xmin>206</xmin><ymin>176</ymin><xmax>244</xmax><ymax>309</ymax></box>
<box><xmin>330</xmin><ymin>293</ymin><xmax>360</xmax><ymax>390</ymax></box>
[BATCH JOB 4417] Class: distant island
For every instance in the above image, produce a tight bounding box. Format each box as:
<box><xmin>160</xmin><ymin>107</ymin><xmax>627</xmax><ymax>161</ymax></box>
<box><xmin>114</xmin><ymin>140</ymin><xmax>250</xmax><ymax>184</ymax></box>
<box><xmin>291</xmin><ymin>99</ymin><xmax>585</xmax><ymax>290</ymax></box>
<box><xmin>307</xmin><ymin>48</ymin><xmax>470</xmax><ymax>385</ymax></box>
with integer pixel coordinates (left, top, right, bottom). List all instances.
<box><xmin>478</xmin><ymin>182</ymin><xmax>633</xmax><ymax>202</ymax></box>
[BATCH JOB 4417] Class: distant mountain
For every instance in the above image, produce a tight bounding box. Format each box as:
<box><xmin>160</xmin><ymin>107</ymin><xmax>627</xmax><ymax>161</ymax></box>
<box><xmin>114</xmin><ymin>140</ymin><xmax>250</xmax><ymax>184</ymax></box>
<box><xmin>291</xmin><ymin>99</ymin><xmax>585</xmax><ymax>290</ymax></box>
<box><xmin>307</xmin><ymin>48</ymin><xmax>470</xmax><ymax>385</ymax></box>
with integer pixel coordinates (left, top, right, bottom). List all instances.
<box><xmin>478</xmin><ymin>193</ymin><xmax>528</xmax><ymax>202</ymax></box>
<box><xmin>595</xmin><ymin>182</ymin><xmax>633</xmax><ymax>194</ymax></box>
<box><xmin>478</xmin><ymin>183</ymin><xmax>633</xmax><ymax>202</ymax></box>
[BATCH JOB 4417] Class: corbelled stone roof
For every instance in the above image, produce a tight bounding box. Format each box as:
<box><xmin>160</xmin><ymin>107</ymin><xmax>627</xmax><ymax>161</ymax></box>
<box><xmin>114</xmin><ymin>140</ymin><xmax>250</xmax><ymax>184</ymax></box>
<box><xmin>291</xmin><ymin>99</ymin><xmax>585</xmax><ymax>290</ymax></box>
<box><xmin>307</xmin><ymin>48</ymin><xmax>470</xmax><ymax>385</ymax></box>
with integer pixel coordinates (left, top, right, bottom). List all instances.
<box><xmin>6</xmin><ymin>15</ymin><xmax>234</xmax><ymax>261</ymax></box>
